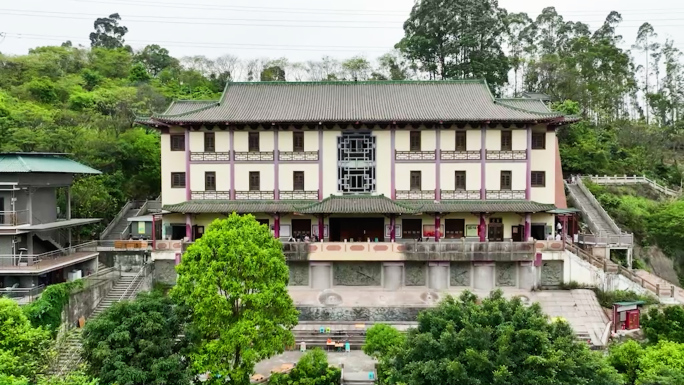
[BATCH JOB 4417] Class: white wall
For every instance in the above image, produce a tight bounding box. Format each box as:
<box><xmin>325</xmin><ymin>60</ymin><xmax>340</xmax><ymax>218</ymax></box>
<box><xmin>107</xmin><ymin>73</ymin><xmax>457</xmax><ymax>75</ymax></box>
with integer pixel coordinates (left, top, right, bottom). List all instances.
<box><xmin>161</xmin><ymin>127</ymin><xmax>186</xmax><ymax>205</ymax></box>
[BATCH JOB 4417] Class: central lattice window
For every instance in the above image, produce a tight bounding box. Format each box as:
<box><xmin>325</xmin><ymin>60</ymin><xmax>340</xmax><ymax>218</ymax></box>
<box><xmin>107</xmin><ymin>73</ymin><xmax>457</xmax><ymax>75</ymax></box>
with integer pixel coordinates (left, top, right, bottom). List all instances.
<box><xmin>337</xmin><ymin>132</ymin><xmax>376</xmax><ymax>194</ymax></box>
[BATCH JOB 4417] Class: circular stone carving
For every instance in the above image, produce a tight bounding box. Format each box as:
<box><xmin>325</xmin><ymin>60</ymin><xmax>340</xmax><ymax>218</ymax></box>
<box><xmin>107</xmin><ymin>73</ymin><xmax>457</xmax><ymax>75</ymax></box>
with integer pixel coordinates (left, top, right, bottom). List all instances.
<box><xmin>318</xmin><ymin>290</ymin><xmax>343</xmax><ymax>307</ymax></box>
<box><xmin>420</xmin><ymin>291</ymin><xmax>440</xmax><ymax>304</ymax></box>
<box><xmin>515</xmin><ymin>295</ymin><xmax>531</xmax><ymax>306</ymax></box>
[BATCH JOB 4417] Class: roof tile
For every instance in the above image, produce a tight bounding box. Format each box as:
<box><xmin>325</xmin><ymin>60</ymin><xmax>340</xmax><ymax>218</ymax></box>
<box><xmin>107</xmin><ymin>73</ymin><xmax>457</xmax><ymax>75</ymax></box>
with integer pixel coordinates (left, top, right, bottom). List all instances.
<box><xmin>148</xmin><ymin>81</ymin><xmax>565</xmax><ymax>124</ymax></box>
<box><xmin>0</xmin><ymin>154</ymin><xmax>101</xmax><ymax>174</ymax></box>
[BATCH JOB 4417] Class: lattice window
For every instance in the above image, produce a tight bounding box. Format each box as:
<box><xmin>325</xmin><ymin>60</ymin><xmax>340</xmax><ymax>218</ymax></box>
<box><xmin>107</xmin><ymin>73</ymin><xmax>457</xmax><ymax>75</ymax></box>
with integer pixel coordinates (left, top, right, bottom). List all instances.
<box><xmin>337</xmin><ymin>132</ymin><xmax>376</xmax><ymax>194</ymax></box>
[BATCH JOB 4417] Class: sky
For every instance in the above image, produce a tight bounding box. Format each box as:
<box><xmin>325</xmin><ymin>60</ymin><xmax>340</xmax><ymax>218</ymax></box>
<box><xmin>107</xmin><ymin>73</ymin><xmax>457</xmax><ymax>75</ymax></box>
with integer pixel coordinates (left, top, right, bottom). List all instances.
<box><xmin>1</xmin><ymin>0</ymin><xmax>683</xmax><ymax>62</ymax></box>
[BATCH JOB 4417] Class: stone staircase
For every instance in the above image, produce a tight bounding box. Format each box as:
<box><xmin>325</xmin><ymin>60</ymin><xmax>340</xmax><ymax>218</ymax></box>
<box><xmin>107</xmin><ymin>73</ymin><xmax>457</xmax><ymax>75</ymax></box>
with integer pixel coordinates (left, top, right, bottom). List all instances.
<box><xmin>566</xmin><ymin>184</ymin><xmax>618</xmax><ymax>236</ymax></box>
<box><xmin>102</xmin><ymin>207</ymin><xmax>138</xmax><ymax>241</ymax></box>
<box><xmin>51</xmin><ymin>272</ymin><xmax>145</xmax><ymax>376</ymax></box>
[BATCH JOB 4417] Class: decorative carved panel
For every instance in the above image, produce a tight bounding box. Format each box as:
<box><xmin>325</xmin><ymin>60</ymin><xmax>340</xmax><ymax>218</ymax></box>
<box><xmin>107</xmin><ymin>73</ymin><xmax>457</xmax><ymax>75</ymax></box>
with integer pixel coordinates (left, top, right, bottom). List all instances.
<box><xmin>404</xmin><ymin>262</ymin><xmax>426</xmax><ymax>286</ymax></box>
<box><xmin>288</xmin><ymin>262</ymin><xmax>309</xmax><ymax>286</ymax></box>
<box><xmin>333</xmin><ymin>262</ymin><xmax>381</xmax><ymax>286</ymax></box>
<box><xmin>541</xmin><ymin>261</ymin><xmax>563</xmax><ymax>287</ymax></box>
<box><xmin>496</xmin><ymin>262</ymin><xmax>517</xmax><ymax>287</ymax></box>
<box><xmin>450</xmin><ymin>262</ymin><xmax>471</xmax><ymax>286</ymax></box>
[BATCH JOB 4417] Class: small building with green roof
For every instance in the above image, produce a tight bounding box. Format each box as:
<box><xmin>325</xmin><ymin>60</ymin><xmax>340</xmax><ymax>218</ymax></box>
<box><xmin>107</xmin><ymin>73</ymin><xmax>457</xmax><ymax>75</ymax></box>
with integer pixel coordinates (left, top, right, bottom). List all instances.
<box><xmin>0</xmin><ymin>153</ymin><xmax>102</xmax><ymax>296</ymax></box>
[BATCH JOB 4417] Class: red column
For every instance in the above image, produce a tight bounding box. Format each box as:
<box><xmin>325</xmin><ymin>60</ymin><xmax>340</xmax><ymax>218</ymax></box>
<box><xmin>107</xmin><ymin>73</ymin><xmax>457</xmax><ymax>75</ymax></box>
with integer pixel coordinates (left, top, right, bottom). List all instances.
<box><xmin>562</xmin><ymin>215</ymin><xmax>569</xmax><ymax>243</ymax></box>
<box><xmin>479</xmin><ymin>213</ymin><xmax>486</xmax><ymax>242</ymax></box>
<box><xmin>274</xmin><ymin>214</ymin><xmax>280</xmax><ymax>238</ymax></box>
<box><xmin>434</xmin><ymin>214</ymin><xmax>440</xmax><ymax>242</ymax></box>
<box><xmin>389</xmin><ymin>215</ymin><xmax>396</xmax><ymax>242</ymax></box>
<box><xmin>185</xmin><ymin>213</ymin><xmax>192</xmax><ymax>241</ymax></box>
<box><xmin>152</xmin><ymin>214</ymin><xmax>157</xmax><ymax>249</ymax></box>
<box><xmin>318</xmin><ymin>215</ymin><xmax>324</xmax><ymax>241</ymax></box>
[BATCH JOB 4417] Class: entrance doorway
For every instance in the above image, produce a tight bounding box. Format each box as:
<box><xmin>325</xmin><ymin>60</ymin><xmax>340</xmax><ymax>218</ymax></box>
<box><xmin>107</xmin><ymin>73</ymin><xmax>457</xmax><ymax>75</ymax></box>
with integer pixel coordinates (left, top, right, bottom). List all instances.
<box><xmin>291</xmin><ymin>219</ymin><xmax>312</xmax><ymax>239</ymax></box>
<box><xmin>444</xmin><ymin>219</ymin><xmax>465</xmax><ymax>239</ymax></box>
<box><xmin>0</xmin><ymin>197</ymin><xmax>4</xmax><ymax>224</ymax></box>
<box><xmin>531</xmin><ymin>224</ymin><xmax>546</xmax><ymax>240</ymax></box>
<box><xmin>511</xmin><ymin>225</ymin><xmax>524</xmax><ymax>242</ymax></box>
<box><xmin>488</xmin><ymin>218</ymin><xmax>503</xmax><ymax>241</ymax></box>
<box><xmin>171</xmin><ymin>224</ymin><xmax>186</xmax><ymax>240</ymax></box>
<box><xmin>402</xmin><ymin>219</ymin><xmax>422</xmax><ymax>240</ymax></box>
<box><xmin>329</xmin><ymin>217</ymin><xmax>384</xmax><ymax>242</ymax></box>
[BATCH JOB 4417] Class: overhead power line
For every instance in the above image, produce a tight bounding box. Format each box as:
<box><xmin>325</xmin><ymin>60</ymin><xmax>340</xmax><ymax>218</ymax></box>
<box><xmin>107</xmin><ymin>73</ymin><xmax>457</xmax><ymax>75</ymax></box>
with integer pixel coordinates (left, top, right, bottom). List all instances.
<box><xmin>4</xmin><ymin>9</ymin><xmax>684</xmax><ymax>29</ymax></box>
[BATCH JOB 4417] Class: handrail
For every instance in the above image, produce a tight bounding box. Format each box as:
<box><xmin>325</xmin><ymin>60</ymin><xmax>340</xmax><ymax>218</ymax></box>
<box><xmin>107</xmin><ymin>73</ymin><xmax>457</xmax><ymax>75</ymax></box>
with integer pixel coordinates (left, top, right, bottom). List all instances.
<box><xmin>100</xmin><ymin>200</ymin><xmax>134</xmax><ymax>240</ymax></box>
<box><xmin>136</xmin><ymin>200</ymin><xmax>149</xmax><ymax>217</ymax></box>
<box><xmin>576</xmin><ymin>178</ymin><xmax>624</xmax><ymax>235</ymax></box>
<box><xmin>119</xmin><ymin>263</ymin><xmax>147</xmax><ymax>301</ymax></box>
<box><xmin>589</xmin><ymin>175</ymin><xmax>682</xmax><ymax>197</ymax></box>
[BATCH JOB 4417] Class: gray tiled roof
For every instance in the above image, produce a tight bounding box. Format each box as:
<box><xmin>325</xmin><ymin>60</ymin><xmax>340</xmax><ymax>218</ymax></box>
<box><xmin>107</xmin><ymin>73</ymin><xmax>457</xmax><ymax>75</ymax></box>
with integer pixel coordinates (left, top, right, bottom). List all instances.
<box><xmin>163</xmin><ymin>200</ymin><xmax>316</xmax><ymax>214</ymax></box>
<box><xmin>401</xmin><ymin>200</ymin><xmax>556</xmax><ymax>213</ymax></box>
<box><xmin>0</xmin><ymin>153</ymin><xmax>101</xmax><ymax>174</ymax></box>
<box><xmin>496</xmin><ymin>98</ymin><xmax>551</xmax><ymax>114</ymax></box>
<box><xmin>299</xmin><ymin>195</ymin><xmax>415</xmax><ymax>214</ymax></box>
<box><xmin>163</xmin><ymin>100</ymin><xmax>218</xmax><ymax>115</ymax></box>
<box><xmin>147</xmin><ymin>80</ymin><xmax>565</xmax><ymax>124</ymax></box>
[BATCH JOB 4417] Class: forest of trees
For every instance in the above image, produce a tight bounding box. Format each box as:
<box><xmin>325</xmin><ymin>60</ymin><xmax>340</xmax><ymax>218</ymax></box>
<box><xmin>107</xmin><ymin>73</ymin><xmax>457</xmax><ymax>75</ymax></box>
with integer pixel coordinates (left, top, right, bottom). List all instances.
<box><xmin>1</xmin><ymin>1</ymin><xmax>684</xmax><ymax>242</ymax></box>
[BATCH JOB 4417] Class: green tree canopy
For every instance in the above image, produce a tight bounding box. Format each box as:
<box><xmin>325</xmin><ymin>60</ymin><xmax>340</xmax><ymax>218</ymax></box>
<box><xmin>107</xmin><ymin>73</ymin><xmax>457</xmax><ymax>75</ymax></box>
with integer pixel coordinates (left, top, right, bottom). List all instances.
<box><xmin>81</xmin><ymin>291</ymin><xmax>189</xmax><ymax>385</ymax></box>
<box><xmin>89</xmin><ymin>13</ymin><xmax>128</xmax><ymax>49</ymax></box>
<box><xmin>642</xmin><ymin>305</ymin><xmax>684</xmax><ymax>344</ymax></box>
<box><xmin>268</xmin><ymin>349</ymin><xmax>341</xmax><ymax>385</ymax></box>
<box><xmin>390</xmin><ymin>291</ymin><xmax>622</xmax><ymax>385</ymax></box>
<box><xmin>171</xmin><ymin>214</ymin><xmax>299</xmax><ymax>385</ymax></box>
<box><xmin>0</xmin><ymin>298</ymin><xmax>52</xmax><ymax>379</ymax></box>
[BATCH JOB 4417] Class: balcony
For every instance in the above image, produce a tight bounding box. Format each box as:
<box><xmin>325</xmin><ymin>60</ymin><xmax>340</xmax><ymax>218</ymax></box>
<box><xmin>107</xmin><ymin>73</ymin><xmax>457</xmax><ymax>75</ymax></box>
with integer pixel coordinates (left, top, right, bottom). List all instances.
<box><xmin>440</xmin><ymin>190</ymin><xmax>481</xmax><ymax>200</ymax></box>
<box><xmin>191</xmin><ymin>191</ymin><xmax>231</xmax><ymax>200</ymax></box>
<box><xmin>190</xmin><ymin>152</ymin><xmax>231</xmax><ymax>162</ymax></box>
<box><xmin>235</xmin><ymin>191</ymin><xmax>275</xmax><ymax>200</ymax></box>
<box><xmin>441</xmin><ymin>150</ymin><xmax>481</xmax><ymax>161</ymax></box>
<box><xmin>282</xmin><ymin>240</ymin><xmax>537</xmax><ymax>262</ymax></box>
<box><xmin>0</xmin><ymin>242</ymin><xmax>98</xmax><ymax>274</ymax></box>
<box><xmin>395</xmin><ymin>151</ymin><xmax>436</xmax><ymax>161</ymax></box>
<box><xmin>486</xmin><ymin>150</ymin><xmax>527</xmax><ymax>160</ymax></box>
<box><xmin>279</xmin><ymin>190</ymin><xmax>319</xmax><ymax>200</ymax></box>
<box><xmin>279</xmin><ymin>151</ymin><xmax>319</xmax><ymax>161</ymax></box>
<box><xmin>234</xmin><ymin>151</ymin><xmax>274</xmax><ymax>161</ymax></box>
<box><xmin>395</xmin><ymin>190</ymin><xmax>436</xmax><ymax>200</ymax></box>
<box><xmin>0</xmin><ymin>210</ymin><xmax>30</xmax><ymax>226</ymax></box>
<box><xmin>486</xmin><ymin>190</ymin><xmax>526</xmax><ymax>200</ymax></box>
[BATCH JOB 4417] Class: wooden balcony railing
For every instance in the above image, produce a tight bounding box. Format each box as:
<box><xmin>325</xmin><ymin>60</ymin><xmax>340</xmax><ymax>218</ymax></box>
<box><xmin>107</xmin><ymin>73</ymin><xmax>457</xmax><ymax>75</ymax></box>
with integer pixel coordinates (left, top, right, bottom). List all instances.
<box><xmin>191</xmin><ymin>191</ymin><xmax>231</xmax><ymax>200</ymax></box>
<box><xmin>395</xmin><ymin>151</ymin><xmax>436</xmax><ymax>161</ymax></box>
<box><xmin>234</xmin><ymin>151</ymin><xmax>275</xmax><ymax>161</ymax></box>
<box><xmin>486</xmin><ymin>190</ymin><xmax>526</xmax><ymax>200</ymax></box>
<box><xmin>279</xmin><ymin>151</ymin><xmax>319</xmax><ymax>161</ymax></box>
<box><xmin>486</xmin><ymin>150</ymin><xmax>527</xmax><ymax>160</ymax></box>
<box><xmin>190</xmin><ymin>152</ymin><xmax>231</xmax><ymax>162</ymax></box>
<box><xmin>395</xmin><ymin>190</ymin><xmax>436</xmax><ymax>200</ymax></box>
<box><xmin>235</xmin><ymin>191</ymin><xmax>275</xmax><ymax>200</ymax></box>
<box><xmin>440</xmin><ymin>190</ymin><xmax>481</xmax><ymax>200</ymax></box>
<box><xmin>441</xmin><ymin>150</ymin><xmax>481</xmax><ymax>160</ymax></box>
<box><xmin>279</xmin><ymin>190</ymin><xmax>319</xmax><ymax>200</ymax></box>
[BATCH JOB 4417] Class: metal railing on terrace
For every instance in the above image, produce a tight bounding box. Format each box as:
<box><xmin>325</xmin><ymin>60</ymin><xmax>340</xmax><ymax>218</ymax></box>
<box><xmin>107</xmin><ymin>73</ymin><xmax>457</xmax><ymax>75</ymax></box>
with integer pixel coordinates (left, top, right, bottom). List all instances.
<box><xmin>0</xmin><ymin>210</ymin><xmax>30</xmax><ymax>226</ymax></box>
<box><xmin>0</xmin><ymin>241</ymin><xmax>99</xmax><ymax>270</ymax></box>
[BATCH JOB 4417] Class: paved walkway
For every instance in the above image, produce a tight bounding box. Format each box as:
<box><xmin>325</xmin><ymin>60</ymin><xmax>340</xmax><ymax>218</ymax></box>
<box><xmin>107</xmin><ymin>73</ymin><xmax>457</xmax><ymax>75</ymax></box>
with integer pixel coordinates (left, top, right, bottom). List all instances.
<box><xmin>289</xmin><ymin>288</ymin><xmax>609</xmax><ymax>346</ymax></box>
<box><xmin>635</xmin><ymin>270</ymin><xmax>684</xmax><ymax>303</ymax></box>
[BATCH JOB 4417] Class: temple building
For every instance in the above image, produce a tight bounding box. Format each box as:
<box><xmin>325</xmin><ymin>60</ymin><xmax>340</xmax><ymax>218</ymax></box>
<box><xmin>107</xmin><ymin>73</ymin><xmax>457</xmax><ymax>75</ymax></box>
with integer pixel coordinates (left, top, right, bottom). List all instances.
<box><xmin>137</xmin><ymin>80</ymin><xmax>576</xmax><ymax>292</ymax></box>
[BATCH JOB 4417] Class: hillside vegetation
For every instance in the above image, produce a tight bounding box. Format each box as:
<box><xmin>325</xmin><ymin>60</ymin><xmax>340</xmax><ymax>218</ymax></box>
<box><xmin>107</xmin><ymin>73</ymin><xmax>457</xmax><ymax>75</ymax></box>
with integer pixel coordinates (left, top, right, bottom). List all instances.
<box><xmin>586</xmin><ymin>182</ymin><xmax>684</xmax><ymax>284</ymax></box>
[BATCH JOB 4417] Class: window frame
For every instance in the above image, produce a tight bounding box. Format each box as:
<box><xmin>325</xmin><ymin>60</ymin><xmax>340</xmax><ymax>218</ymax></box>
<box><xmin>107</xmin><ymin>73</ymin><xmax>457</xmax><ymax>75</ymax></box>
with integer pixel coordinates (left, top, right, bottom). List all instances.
<box><xmin>410</xmin><ymin>171</ymin><xmax>422</xmax><ymax>190</ymax></box>
<box><xmin>204</xmin><ymin>132</ymin><xmax>215</xmax><ymax>152</ymax></box>
<box><xmin>455</xmin><ymin>131</ymin><xmax>467</xmax><ymax>151</ymax></box>
<box><xmin>293</xmin><ymin>132</ymin><xmax>305</xmax><ymax>152</ymax></box>
<box><xmin>171</xmin><ymin>172</ymin><xmax>186</xmax><ymax>188</ymax></box>
<box><xmin>501</xmin><ymin>131</ymin><xmax>512</xmax><ymax>151</ymax></box>
<box><xmin>293</xmin><ymin>171</ymin><xmax>305</xmax><ymax>191</ymax></box>
<box><xmin>531</xmin><ymin>171</ymin><xmax>546</xmax><ymax>187</ymax></box>
<box><xmin>500</xmin><ymin>171</ymin><xmax>512</xmax><ymax>190</ymax></box>
<box><xmin>170</xmin><ymin>134</ymin><xmax>185</xmax><ymax>151</ymax></box>
<box><xmin>249</xmin><ymin>171</ymin><xmax>260</xmax><ymax>191</ymax></box>
<box><xmin>205</xmin><ymin>171</ymin><xmax>216</xmax><ymax>191</ymax></box>
<box><xmin>455</xmin><ymin>171</ymin><xmax>466</xmax><ymax>190</ymax></box>
<box><xmin>409</xmin><ymin>131</ymin><xmax>421</xmax><ymax>152</ymax></box>
<box><xmin>248</xmin><ymin>132</ymin><xmax>260</xmax><ymax>152</ymax></box>
<box><xmin>532</xmin><ymin>132</ymin><xmax>546</xmax><ymax>149</ymax></box>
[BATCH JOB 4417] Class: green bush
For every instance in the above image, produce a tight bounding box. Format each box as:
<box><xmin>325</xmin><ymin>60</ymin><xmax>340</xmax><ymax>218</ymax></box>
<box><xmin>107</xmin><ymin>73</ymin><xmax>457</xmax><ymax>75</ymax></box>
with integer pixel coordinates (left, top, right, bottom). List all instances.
<box><xmin>593</xmin><ymin>289</ymin><xmax>659</xmax><ymax>309</ymax></box>
<box><xmin>22</xmin><ymin>280</ymin><xmax>83</xmax><ymax>337</ymax></box>
<box><xmin>26</xmin><ymin>77</ymin><xmax>58</xmax><ymax>103</ymax></box>
<box><xmin>268</xmin><ymin>349</ymin><xmax>341</xmax><ymax>385</ymax></box>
